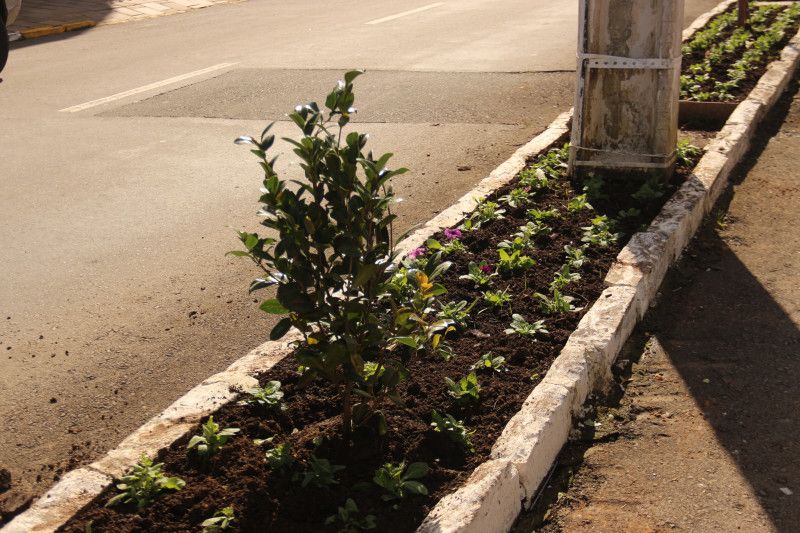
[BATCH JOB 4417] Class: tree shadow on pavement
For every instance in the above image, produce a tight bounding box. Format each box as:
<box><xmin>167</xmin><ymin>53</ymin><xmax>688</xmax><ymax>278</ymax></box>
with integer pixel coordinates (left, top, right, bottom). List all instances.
<box><xmin>648</xmin><ymin>80</ymin><xmax>800</xmax><ymax>531</ymax></box>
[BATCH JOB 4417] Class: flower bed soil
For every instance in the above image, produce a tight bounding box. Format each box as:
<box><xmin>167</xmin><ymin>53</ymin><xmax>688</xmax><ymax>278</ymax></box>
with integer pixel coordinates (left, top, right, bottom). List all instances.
<box><xmin>59</xmin><ymin>144</ymin><xmax>698</xmax><ymax>533</ymax></box>
<box><xmin>681</xmin><ymin>4</ymin><xmax>800</xmax><ymax>102</ymax></box>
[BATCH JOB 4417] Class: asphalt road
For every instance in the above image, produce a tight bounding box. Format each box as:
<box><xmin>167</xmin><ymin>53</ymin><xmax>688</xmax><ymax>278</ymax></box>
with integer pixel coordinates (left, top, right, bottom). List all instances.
<box><xmin>0</xmin><ymin>0</ymin><xmax>722</xmax><ymax>511</ymax></box>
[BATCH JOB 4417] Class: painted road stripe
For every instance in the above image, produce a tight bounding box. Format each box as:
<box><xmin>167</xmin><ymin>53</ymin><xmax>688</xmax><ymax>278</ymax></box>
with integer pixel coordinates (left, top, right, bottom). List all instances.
<box><xmin>59</xmin><ymin>62</ymin><xmax>237</xmax><ymax>113</ymax></box>
<box><xmin>366</xmin><ymin>2</ymin><xmax>444</xmax><ymax>25</ymax></box>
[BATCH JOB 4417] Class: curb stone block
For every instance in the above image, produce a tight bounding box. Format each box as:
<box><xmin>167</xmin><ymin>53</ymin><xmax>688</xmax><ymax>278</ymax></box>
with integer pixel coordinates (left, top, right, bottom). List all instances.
<box><xmin>200</xmin><ymin>370</ymin><xmax>259</xmax><ymax>390</ymax></box>
<box><xmin>725</xmin><ymin>98</ymin><xmax>765</xmax><ymax>127</ymax></box>
<box><xmin>417</xmin><ymin>460</ymin><xmax>523</xmax><ymax>533</ymax></box>
<box><xmin>569</xmin><ymin>285</ymin><xmax>640</xmax><ymax>368</ymax></box>
<box><xmin>89</xmin><ymin>419</ymin><xmax>195</xmax><ymax>479</ymax></box>
<box><xmin>222</xmin><ymin>334</ymin><xmax>300</xmax><ymax>375</ymax></box>
<box><xmin>1</xmin><ymin>469</ymin><xmax>111</xmax><ymax>533</ymax></box>
<box><xmin>541</xmin><ymin>340</ymin><xmax>608</xmax><ymax>414</ymax></box>
<box><xmin>19</xmin><ymin>26</ymin><xmax>64</xmax><ymax>39</ymax></box>
<box><xmin>648</xmin><ymin>176</ymin><xmax>709</xmax><ymax>262</ymax></box>
<box><xmin>62</xmin><ymin>21</ymin><xmax>96</xmax><ymax>31</ymax></box>
<box><xmin>158</xmin><ymin>380</ymin><xmax>238</xmax><ymax>422</ymax></box>
<box><xmin>691</xmin><ymin>149</ymin><xmax>729</xmax><ymax>210</ymax></box>
<box><xmin>490</xmin><ymin>383</ymin><xmax>572</xmax><ymax>501</ymax></box>
<box><xmin>604</xmin><ymin>262</ymin><xmax>648</xmax><ymax>318</ymax></box>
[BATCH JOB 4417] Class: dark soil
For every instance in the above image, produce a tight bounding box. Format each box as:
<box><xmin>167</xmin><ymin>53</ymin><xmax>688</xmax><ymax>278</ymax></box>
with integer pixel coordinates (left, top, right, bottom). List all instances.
<box><xmin>681</xmin><ymin>7</ymin><xmax>800</xmax><ymax>103</ymax></box>
<box><xmin>59</xmin><ymin>143</ymin><xmax>697</xmax><ymax>533</ymax></box>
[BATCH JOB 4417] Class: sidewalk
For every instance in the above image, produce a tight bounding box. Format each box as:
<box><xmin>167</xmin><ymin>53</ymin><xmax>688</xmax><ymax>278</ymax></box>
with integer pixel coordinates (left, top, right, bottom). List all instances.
<box><xmin>9</xmin><ymin>0</ymin><xmax>239</xmax><ymax>37</ymax></box>
<box><xmin>519</xmin><ymin>76</ymin><xmax>800</xmax><ymax>532</ymax></box>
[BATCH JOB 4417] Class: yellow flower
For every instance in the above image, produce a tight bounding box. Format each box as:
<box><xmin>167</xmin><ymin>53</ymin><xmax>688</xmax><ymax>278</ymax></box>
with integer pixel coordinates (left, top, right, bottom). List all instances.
<box><xmin>416</xmin><ymin>272</ymin><xmax>433</xmax><ymax>292</ymax></box>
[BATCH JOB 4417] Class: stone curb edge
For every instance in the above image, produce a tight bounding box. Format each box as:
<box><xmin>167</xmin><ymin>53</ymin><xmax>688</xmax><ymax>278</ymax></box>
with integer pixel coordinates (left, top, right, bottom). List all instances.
<box><xmin>417</xmin><ymin>15</ymin><xmax>800</xmax><ymax>533</ymax></box>
<box><xmin>6</xmin><ymin>1</ymin><xmax>795</xmax><ymax>530</ymax></box>
<box><xmin>14</xmin><ymin>21</ymin><xmax>96</xmax><ymax>41</ymax></box>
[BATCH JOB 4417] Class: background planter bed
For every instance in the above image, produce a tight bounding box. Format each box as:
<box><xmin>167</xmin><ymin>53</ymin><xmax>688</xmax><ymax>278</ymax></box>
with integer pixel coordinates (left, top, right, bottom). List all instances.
<box><xmin>58</xmin><ymin>142</ymin><xmax>701</xmax><ymax>533</ymax></box>
<box><xmin>681</xmin><ymin>2</ymin><xmax>800</xmax><ymax>104</ymax></box>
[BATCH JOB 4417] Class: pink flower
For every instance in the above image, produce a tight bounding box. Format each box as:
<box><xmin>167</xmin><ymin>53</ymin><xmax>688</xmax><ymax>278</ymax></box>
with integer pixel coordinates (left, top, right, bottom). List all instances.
<box><xmin>480</xmin><ymin>264</ymin><xmax>493</xmax><ymax>274</ymax></box>
<box><xmin>408</xmin><ymin>247</ymin><xmax>427</xmax><ymax>260</ymax></box>
<box><xmin>443</xmin><ymin>228</ymin><xmax>462</xmax><ymax>240</ymax></box>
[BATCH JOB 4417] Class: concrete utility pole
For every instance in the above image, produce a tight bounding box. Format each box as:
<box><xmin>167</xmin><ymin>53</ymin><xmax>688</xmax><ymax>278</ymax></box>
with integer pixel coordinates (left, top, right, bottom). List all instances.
<box><xmin>569</xmin><ymin>0</ymin><xmax>685</xmax><ymax>182</ymax></box>
<box><xmin>738</xmin><ymin>0</ymin><xmax>750</xmax><ymax>26</ymax></box>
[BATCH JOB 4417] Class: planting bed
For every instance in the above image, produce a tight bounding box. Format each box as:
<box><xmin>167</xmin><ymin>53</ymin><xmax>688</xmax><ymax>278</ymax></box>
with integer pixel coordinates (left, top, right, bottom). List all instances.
<box><xmin>58</xmin><ymin>142</ymin><xmax>701</xmax><ymax>533</ymax></box>
<box><xmin>681</xmin><ymin>2</ymin><xmax>800</xmax><ymax>102</ymax></box>
<box><xmin>10</xmin><ymin>3</ymin><xmax>798</xmax><ymax>533</ymax></box>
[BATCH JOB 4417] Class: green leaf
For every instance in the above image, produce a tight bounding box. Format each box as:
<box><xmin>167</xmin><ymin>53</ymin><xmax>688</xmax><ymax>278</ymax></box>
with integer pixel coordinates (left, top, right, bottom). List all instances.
<box><xmin>404</xmin><ymin>462</ymin><xmax>429</xmax><ymax>479</ymax></box>
<box><xmin>393</xmin><ymin>336</ymin><xmax>419</xmax><ymax>349</ymax></box>
<box><xmin>354</xmin><ymin>264</ymin><xmax>378</xmax><ymax>288</ymax></box>
<box><xmin>277</xmin><ymin>284</ymin><xmax>314</xmax><ymax>314</ymax></box>
<box><xmin>344</xmin><ymin>70</ymin><xmax>365</xmax><ymax>84</ymax></box>
<box><xmin>403</xmin><ymin>480</ymin><xmax>428</xmax><ymax>496</ymax></box>
<box><xmin>259</xmin><ymin>299</ymin><xmax>289</xmax><ymax>315</ymax></box>
<box><xmin>270</xmin><ymin>318</ymin><xmax>292</xmax><ymax>340</ymax></box>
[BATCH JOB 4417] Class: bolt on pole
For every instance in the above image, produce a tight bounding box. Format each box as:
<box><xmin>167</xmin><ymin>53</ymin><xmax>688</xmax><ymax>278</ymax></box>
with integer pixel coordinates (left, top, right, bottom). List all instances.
<box><xmin>568</xmin><ymin>0</ymin><xmax>685</xmax><ymax>184</ymax></box>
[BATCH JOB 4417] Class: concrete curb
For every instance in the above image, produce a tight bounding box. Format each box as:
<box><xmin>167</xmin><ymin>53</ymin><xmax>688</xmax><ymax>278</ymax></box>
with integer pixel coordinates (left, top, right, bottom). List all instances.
<box><xmin>5</xmin><ymin>2</ymin><xmax>797</xmax><ymax>531</ymax></box>
<box><xmin>17</xmin><ymin>21</ymin><xmax>95</xmax><ymax>41</ymax></box>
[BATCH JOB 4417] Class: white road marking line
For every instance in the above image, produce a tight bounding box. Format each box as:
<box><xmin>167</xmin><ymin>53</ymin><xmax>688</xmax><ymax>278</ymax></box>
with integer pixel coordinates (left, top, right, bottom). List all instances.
<box><xmin>59</xmin><ymin>62</ymin><xmax>237</xmax><ymax>113</ymax></box>
<box><xmin>366</xmin><ymin>2</ymin><xmax>445</xmax><ymax>25</ymax></box>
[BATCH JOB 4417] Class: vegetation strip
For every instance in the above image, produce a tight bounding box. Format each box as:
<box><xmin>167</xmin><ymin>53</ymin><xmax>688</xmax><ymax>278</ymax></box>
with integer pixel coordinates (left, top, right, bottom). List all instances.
<box><xmin>682</xmin><ymin>2</ymin><xmax>800</xmax><ymax>102</ymax></box>
<box><xmin>6</xmin><ymin>4</ymin><xmax>800</xmax><ymax>533</ymax></box>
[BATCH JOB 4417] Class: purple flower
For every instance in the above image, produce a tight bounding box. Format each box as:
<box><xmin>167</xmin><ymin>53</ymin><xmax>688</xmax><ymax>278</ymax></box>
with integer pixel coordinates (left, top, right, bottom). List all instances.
<box><xmin>408</xmin><ymin>247</ymin><xmax>427</xmax><ymax>260</ymax></box>
<box><xmin>443</xmin><ymin>228</ymin><xmax>463</xmax><ymax>241</ymax></box>
<box><xmin>480</xmin><ymin>264</ymin><xmax>493</xmax><ymax>274</ymax></box>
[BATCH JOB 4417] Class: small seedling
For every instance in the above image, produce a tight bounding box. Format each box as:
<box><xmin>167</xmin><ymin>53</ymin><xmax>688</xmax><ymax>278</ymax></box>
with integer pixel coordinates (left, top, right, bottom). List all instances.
<box><xmin>325</xmin><ymin>499</ymin><xmax>376</xmax><ymax>532</ymax></box>
<box><xmin>534</xmin><ymin>290</ymin><xmax>581</xmax><ymax>315</ymax></box>
<box><xmin>265</xmin><ymin>442</ymin><xmax>294</xmax><ymax>472</ymax></box>
<box><xmin>676</xmin><ymin>139</ymin><xmax>702</xmax><ymax>167</ymax></box>
<box><xmin>436</xmin><ymin>299</ymin><xmax>477</xmax><ymax>329</ymax></box>
<box><xmin>430</xmin><ymin>410</ymin><xmax>475</xmax><ymax>452</ymax></box>
<box><xmin>202</xmin><ymin>506</ymin><xmax>235</xmax><ymax>532</ymax></box>
<box><xmin>500</xmin><ymin>187</ymin><xmax>532</xmax><ymax>208</ymax></box>
<box><xmin>567</xmin><ymin>194</ymin><xmax>592</xmax><ymax>212</ymax></box>
<box><xmin>426</xmin><ymin>237</ymin><xmax>465</xmax><ymax>256</ymax></box>
<box><xmin>238</xmin><ymin>380</ymin><xmax>284</xmax><ymax>410</ymax></box>
<box><xmin>471</xmin><ymin>352</ymin><xmax>506</xmax><ymax>373</ymax></box>
<box><xmin>444</xmin><ymin>372</ymin><xmax>481</xmax><ymax>405</ymax></box>
<box><xmin>465</xmin><ymin>198</ymin><xmax>505</xmax><ymax>229</ymax></box>
<box><xmin>482</xmin><ymin>289</ymin><xmax>511</xmax><ymax>308</ymax></box>
<box><xmin>505</xmin><ymin>314</ymin><xmax>548</xmax><ymax>337</ymax></box>
<box><xmin>297</xmin><ymin>456</ymin><xmax>345</xmax><ymax>489</ymax></box>
<box><xmin>106</xmin><ymin>454</ymin><xmax>185</xmax><ymax>510</ymax></box>
<box><xmin>581</xmin><ymin>216</ymin><xmax>618</xmax><ymax>248</ymax></box>
<box><xmin>373</xmin><ymin>462</ymin><xmax>429</xmax><ymax>501</ymax></box>
<box><xmin>564</xmin><ymin>244</ymin><xmax>587</xmax><ymax>270</ymax></box>
<box><xmin>187</xmin><ymin>416</ymin><xmax>240</xmax><ymax>460</ymax></box>
<box><xmin>527</xmin><ymin>208</ymin><xmax>561</xmax><ymax>223</ymax></box>
<box><xmin>496</xmin><ymin>249</ymin><xmax>535</xmax><ymax>273</ymax></box>
<box><xmin>549</xmin><ymin>264</ymin><xmax>581</xmax><ymax>292</ymax></box>
<box><xmin>459</xmin><ymin>262</ymin><xmax>496</xmax><ymax>288</ymax></box>
<box><xmin>519</xmin><ymin>167</ymin><xmax>552</xmax><ymax>190</ymax></box>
